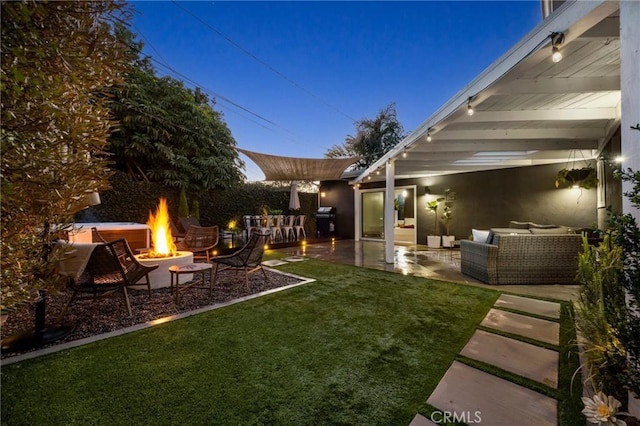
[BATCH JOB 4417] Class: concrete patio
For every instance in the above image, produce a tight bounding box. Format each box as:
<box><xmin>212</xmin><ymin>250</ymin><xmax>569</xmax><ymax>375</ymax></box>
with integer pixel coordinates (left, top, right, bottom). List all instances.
<box><xmin>274</xmin><ymin>239</ymin><xmax>579</xmax><ymax>302</ymax></box>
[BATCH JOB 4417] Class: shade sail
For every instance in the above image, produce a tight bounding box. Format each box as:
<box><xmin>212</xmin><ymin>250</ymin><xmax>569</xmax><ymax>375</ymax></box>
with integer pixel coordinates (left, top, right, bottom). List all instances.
<box><xmin>237</xmin><ymin>148</ymin><xmax>360</xmax><ymax>181</ymax></box>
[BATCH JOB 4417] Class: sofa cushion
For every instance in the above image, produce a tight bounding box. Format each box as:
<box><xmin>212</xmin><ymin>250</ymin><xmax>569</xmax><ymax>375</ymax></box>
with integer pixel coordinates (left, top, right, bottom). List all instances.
<box><xmin>529</xmin><ymin>226</ymin><xmax>574</xmax><ymax>234</ymax></box>
<box><xmin>472</xmin><ymin>229</ymin><xmax>491</xmax><ymax>244</ymax></box>
<box><xmin>509</xmin><ymin>221</ymin><xmax>531</xmax><ymax>229</ymax></box>
<box><xmin>530</xmin><ymin>223</ymin><xmax>558</xmax><ymax>229</ymax></box>
<box><xmin>487</xmin><ymin>228</ymin><xmax>531</xmax><ymax>244</ymax></box>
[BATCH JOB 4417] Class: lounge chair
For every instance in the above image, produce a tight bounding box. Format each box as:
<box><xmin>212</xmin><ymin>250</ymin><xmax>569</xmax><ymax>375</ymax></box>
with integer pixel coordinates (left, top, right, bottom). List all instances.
<box><xmin>59</xmin><ymin>239</ymin><xmax>158</xmax><ymax>319</ymax></box>
<box><xmin>210</xmin><ymin>231</ymin><xmax>270</xmax><ymax>290</ymax></box>
<box><xmin>176</xmin><ymin>225</ymin><xmax>219</xmax><ymax>262</ymax></box>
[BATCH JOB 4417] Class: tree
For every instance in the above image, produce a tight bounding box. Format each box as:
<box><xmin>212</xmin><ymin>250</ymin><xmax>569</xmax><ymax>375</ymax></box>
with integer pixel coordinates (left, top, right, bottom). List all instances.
<box><xmin>326</xmin><ymin>103</ymin><xmax>406</xmax><ymax>169</ymax></box>
<box><xmin>107</xmin><ymin>29</ymin><xmax>245</xmax><ymax>190</ymax></box>
<box><xmin>1</xmin><ymin>1</ymin><xmax>131</xmax><ymax>310</ymax></box>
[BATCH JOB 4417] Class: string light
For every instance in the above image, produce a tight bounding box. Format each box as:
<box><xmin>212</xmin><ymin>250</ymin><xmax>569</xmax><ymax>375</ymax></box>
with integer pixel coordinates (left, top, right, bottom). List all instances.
<box><xmin>551</xmin><ymin>32</ymin><xmax>565</xmax><ymax>63</ymax></box>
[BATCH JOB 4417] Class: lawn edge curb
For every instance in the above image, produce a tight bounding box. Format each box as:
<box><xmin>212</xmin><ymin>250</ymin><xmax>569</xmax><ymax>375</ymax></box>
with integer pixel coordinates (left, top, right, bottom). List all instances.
<box><xmin>1</xmin><ymin>267</ymin><xmax>314</xmax><ymax>366</ymax></box>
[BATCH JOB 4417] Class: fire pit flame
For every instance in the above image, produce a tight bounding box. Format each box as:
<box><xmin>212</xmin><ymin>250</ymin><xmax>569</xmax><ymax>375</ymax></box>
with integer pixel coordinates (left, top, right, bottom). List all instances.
<box><xmin>145</xmin><ymin>197</ymin><xmax>177</xmax><ymax>258</ymax></box>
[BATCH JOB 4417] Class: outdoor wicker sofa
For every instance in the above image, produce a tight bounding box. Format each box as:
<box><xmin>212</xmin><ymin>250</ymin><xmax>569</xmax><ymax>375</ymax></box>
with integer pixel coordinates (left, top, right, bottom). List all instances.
<box><xmin>460</xmin><ymin>227</ymin><xmax>583</xmax><ymax>285</ymax></box>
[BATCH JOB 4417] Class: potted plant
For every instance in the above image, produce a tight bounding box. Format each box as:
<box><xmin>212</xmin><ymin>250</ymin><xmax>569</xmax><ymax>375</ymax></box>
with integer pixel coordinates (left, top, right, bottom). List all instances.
<box><xmin>441</xmin><ymin>189</ymin><xmax>456</xmax><ymax>247</ymax></box>
<box><xmin>426</xmin><ymin>197</ymin><xmax>444</xmax><ymax>248</ymax></box>
<box><xmin>555</xmin><ymin>166</ymin><xmax>598</xmax><ymax>189</ymax></box>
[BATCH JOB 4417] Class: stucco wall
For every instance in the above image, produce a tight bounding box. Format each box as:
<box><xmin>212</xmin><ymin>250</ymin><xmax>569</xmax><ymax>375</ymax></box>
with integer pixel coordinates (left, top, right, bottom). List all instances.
<box><xmin>319</xmin><ymin>180</ymin><xmax>355</xmax><ymax>238</ymax></box>
<box><xmin>416</xmin><ymin>163</ymin><xmax>598</xmax><ymax>243</ymax></box>
<box><xmin>350</xmin><ymin>162</ymin><xmax>600</xmax><ymax>244</ymax></box>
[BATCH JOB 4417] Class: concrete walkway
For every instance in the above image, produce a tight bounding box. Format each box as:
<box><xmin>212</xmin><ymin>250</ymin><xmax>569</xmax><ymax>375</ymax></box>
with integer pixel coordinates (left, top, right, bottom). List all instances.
<box><xmin>411</xmin><ymin>294</ymin><xmax>562</xmax><ymax>426</ymax></box>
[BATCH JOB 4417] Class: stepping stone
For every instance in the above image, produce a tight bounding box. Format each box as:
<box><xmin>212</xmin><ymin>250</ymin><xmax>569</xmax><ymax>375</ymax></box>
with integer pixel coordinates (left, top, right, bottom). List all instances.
<box><xmin>481</xmin><ymin>308</ymin><xmax>559</xmax><ymax>345</ymax></box>
<box><xmin>282</xmin><ymin>256</ymin><xmax>308</xmax><ymax>262</ymax></box>
<box><xmin>427</xmin><ymin>361</ymin><xmax>557</xmax><ymax>426</ymax></box>
<box><xmin>409</xmin><ymin>413</ymin><xmax>437</xmax><ymax>426</ymax></box>
<box><xmin>495</xmin><ymin>294</ymin><xmax>561</xmax><ymax>319</ymax></box>
<box><xmin>461</xmin><ymin>329</ymin><xmax>558</xmax><ymax>388</ymax></box>
<box><xmin>261</xmin><ymin>260</ymin><xmax>288</xmax><ymax>266</ymax></box>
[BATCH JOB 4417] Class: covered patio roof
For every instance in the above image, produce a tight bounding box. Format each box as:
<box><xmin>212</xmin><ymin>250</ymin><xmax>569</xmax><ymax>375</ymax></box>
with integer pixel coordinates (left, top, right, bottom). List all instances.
<box><xmin>237</xmin><ymin>148</ymin><xmax>359</xmax><ymax>181</ymax></box>
<box><xmin>352</xmin><ymin>0</ymin><xmax>623</xmax><ymax>184</ymax></box>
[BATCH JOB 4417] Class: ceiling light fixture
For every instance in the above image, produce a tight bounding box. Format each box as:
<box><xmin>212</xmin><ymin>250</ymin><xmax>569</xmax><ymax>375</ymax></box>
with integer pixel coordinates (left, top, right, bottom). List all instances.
<box><xmin>402</xmin><ymin>148</ymin><xmax>407</xmax><ymax>158</ymax></box>
<box><xmin>551</xmin><ymin>31</ymin><xmax>565</xmax><ymax>63</ymax></box>
<box><xmin>426</xmin><ymin>127</ymin><xmax>432</xmax><ymax>142</ymax></box>
<box><xmin>467</xmin><ymin>98</ymin><xmax>474</xmax><ymax>116</ymax></box>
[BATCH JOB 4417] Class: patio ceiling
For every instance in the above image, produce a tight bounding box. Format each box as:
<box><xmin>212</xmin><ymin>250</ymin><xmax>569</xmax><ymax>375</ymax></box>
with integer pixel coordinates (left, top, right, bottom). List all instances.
<box><xmin>352</xmin><ymin>0</ymin><xmax>621</xmax><ymax>184</ymax></box>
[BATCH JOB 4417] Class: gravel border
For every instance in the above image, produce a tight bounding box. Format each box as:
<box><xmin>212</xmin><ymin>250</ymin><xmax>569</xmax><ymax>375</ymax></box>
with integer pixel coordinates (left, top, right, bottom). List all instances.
<box><xmin>1</xmin><ymin>267</ymin><xmax>309</xmax><ymax>360</ymax></box>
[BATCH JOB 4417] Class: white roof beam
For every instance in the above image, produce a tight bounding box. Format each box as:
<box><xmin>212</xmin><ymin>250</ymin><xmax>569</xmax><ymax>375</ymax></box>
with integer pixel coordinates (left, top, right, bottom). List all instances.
<box><xmin>402</xmin><ymin>149</ymin><xmax>594</xmax><ymax>162</ymax></box>
<box><xmin>410</xmin><ymin>139</ymin><xmax>598</xmax><ymax>152</ymax></box>
<box><xmin>434</xmin><ymin>128</ymin><xmax>604</xmax><ymax>141</ymax></box>
<box><xmin>495</xmin><ymin>76</ymin><xmax>620</xmax><ymax>94</ymax></box>
<box><xmin>458</xmin><ymin>108</ymin><xmax>618</xmax><ymax>122</ymax></box>
<box><xmin>404</xmin><ymin>162</ymin><xmax>536</xmax><ymax>171</ymax></box>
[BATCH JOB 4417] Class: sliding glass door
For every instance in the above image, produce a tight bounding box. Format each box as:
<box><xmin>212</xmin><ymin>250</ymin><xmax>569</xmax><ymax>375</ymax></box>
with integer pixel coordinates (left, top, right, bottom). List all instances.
<box><xmin>360</xmin><ymin>186</ymin><xmax>416</xmax><ymax>242</ymax></box>
<box><xmin>361</xmin><ymin>191</ymin><xmax>384</xmax><ymax>239</ymax></box>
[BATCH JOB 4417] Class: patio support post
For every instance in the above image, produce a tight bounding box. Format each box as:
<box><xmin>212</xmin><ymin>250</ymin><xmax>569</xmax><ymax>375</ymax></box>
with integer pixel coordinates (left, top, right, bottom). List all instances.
<box><xmin>384</xmin><ymin>159</ymin><xmax>395</xmax><ymax>263</ymax></box>
<box><xmin>620</xmin><ymin>2</ymin><xmax>640</xmax><ymax>420</ymax></box>
<box><xmin>354</xmin><ymin>185</ymin><xmax>361</xmax><ymax>241</ymax></box>
<box><xmin>620</xmin><ymin>0</ymin><xmax>640</xmax><ymax>222</ymax></box>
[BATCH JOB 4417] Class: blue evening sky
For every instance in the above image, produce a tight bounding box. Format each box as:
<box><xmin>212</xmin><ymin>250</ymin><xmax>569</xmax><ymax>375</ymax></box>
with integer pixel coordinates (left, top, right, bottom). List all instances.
<box><xmin>130</xmin><ymin>1</ymin><xmax>543</xmax><ymax>181</ymax></box>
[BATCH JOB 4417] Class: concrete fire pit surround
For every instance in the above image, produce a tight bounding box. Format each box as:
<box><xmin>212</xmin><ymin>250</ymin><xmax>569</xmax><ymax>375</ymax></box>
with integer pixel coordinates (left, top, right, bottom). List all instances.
<box><xmin>134</xmin><ymin>251</ymin><xmax>194</xmax><ymax>289</ymax></box>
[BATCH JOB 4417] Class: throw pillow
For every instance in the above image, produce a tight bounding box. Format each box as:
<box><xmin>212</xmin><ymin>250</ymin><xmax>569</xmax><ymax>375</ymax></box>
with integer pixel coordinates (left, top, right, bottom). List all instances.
<box><xmin>529</xmin><ymin>227</ymin><xmax>572</xmax><ymax>234</ymax></box>
<box><xmin>472</xmin><ymin>229</ymin><xmax>490</xmax><ymax>244</ymax></box>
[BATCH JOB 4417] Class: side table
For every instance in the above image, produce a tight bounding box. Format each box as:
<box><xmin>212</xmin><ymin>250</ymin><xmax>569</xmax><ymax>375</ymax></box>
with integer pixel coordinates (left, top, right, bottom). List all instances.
<box><xmin>448</xmin><ymin>240</ymin><xmax>461</xmax><ymax>261</ymax></box>
<box><xmin>169</xmin><ymin>263</ymin><xmax>213</xmax><ymax>303</ymax></box>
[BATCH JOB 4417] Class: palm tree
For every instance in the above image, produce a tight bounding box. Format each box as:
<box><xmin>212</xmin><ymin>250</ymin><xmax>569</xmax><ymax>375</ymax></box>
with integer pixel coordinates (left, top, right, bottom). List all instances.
<box><xmin>326</xmin><ymin>103</ymin><xmax>406</xmax><ymax>169</ymax></box>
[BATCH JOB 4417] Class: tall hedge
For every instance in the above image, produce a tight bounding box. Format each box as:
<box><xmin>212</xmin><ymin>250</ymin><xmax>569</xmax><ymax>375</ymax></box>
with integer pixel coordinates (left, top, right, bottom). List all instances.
<box><xmin>78</xmin><ymin>171</ymin><xmax>318</xmax><ymax>237</ymax></box>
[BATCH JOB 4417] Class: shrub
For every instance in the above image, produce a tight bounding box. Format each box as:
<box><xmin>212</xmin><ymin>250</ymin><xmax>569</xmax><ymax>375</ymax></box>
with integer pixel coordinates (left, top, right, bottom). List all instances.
<box><xmin>575</xmin><ymin>233</ymin><xmax>627</xmax><ymax>402</ymax></box>
<box><xmin>78</xmin><ymin>171</ymin><xmax>318</xmax><ymax>237</ymax></box>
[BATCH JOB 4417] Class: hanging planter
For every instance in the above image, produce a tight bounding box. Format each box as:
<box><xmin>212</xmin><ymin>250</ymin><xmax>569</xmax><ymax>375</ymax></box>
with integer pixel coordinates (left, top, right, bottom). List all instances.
<box><xmin>555</xmin><ymin>166</ymin><xmax>598</xmax><ymax>189</ymax></box>
<box><xmin>555</xmin><ymin>150</ymin><xmax>598</xmax><ymax>189</ymax></box>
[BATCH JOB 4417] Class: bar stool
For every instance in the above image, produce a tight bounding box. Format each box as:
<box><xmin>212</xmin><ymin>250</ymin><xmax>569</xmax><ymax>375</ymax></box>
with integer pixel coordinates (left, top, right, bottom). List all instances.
<box><xmin>294</xmin><ymin>215</ymin><xmax>306</xmax><ymax>240</ymax></box>
<box><xmin>270</xmin><ymin>215</ymin><xmax>284</xmax><ymax>243</ymax></box>
<box><xmin>281</xmin><ymin>215</ymin><xmax>296</xmax><ymax>241</ymax></box>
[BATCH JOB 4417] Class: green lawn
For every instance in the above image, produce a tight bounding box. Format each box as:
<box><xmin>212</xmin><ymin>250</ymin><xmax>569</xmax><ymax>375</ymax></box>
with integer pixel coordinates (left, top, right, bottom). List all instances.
<box><xmin>1</xmin><ymin>260</ymin><xmax>498</xmax><ymax>425</ymax></box>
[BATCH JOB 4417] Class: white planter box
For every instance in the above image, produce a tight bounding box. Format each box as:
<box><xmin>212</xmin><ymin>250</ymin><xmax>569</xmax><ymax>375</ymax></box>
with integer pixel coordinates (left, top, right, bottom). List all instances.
<box><xmin>442</xmin><ymin>235</ymin><xmax>455</xmax><ymax>247</ymax></box>
<box><xmin>427</xmin><ymin>235</ymin><xmax>441</xmax><ymax>248</ymax></box>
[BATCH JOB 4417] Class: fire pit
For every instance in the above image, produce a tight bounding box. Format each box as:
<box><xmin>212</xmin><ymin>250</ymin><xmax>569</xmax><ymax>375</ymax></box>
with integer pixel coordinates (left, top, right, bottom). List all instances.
<box><xmin>136</xmin><ymin>251</ymin><xmax>193</xmax><ymax>289</ymax></box>
<box><xmin>134</xmin><ymin>198</ymin><xmax>195</xmax><ymax>289</ymax></box>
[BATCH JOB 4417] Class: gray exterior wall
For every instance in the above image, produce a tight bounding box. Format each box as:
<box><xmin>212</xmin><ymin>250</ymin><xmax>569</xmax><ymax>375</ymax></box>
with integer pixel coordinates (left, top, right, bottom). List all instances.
<box><xmin>599</xmin><ymin>128</ymin><xmax>623</xmax><ymax>229</ymax></box>
<box><xmin>318</xmin><ymin>180</ymin><xmax>356</xmax><ymax>239</ymax></box>
<box><xmin>348</xmin><ymin>162</ymin><xmax>602</xmax><ymax>244</ymax></box>
<box><xmin>414</xmin><ymin>162</ymin><xmax>598</xmax><ymax>243</ymax></box>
